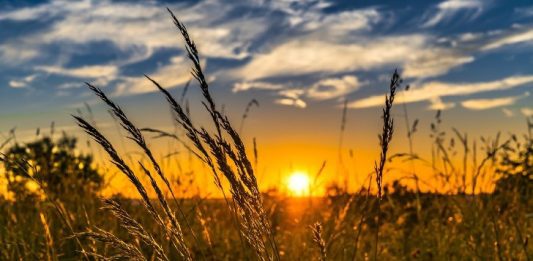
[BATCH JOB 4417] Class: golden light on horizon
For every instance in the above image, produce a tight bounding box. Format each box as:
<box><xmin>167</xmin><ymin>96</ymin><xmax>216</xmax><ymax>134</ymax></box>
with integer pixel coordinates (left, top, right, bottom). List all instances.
<box><xmin>286</xmin><ymin>171</ymin><xmax>310</xmax><ymax>196</ymax></box>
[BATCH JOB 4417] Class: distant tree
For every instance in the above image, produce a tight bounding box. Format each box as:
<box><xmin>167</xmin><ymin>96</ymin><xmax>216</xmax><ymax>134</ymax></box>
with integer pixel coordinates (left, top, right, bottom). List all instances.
<box><xmin>2</xmin><ymin>134</ymin><xmax>103</xmax><ymax>201</ymax></box>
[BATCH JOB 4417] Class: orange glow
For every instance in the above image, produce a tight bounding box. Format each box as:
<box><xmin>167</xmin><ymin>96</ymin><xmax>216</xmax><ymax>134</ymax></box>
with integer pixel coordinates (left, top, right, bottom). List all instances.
<box><xmin>286</xmin><ymin>171</ymin><xmax>310</xmax><ymax>196</ymax></box>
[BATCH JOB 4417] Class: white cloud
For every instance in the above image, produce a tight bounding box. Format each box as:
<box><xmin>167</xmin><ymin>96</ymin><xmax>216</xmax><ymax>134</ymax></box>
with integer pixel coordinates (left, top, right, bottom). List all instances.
<box><xmin>0</xmin><ymin>0</ymin><xmax>90</xmax><ymax>21</ymax></box>
<box><xmin>2</xmin><ymin>0</ymin><xmax>533</xmax><ymax>105</ymax></box>
<box><xmin>7</xmin><ymin>74</ymin><xmax>39</xmax><ymax>88</ymax></box>
<box><xmin>57</xmin><ymin>82</ymin><xmax>83</xmax><ymax>89</ymax></box>
<box><xmin>0</xmin><ymin>44</ymin><xmax>39</xmax><ymax>64</ymax></box>
<box><xmin>115</xmin><ymin>56</ymin><xmax>191</xmax><ymax>95</ymax></box>
<box><xmin>234</xmin><ymin>75</ymin><xmax>362</xmax><ymax>106</ymax></box>
<box><xmin>278</xmin><ymin>89</ymin><xmax>305</xmax><ymax>99</ymax></box>
<box><xmin>461</xmin><ymin>93</ymin><xmax>528</xmax><ymax>110</ymax></box>
<box><xmin>349</xmin><ymin>75</ymin><xmax>533</xmax><ymax>109</ymax></box>
<box><xmin>307</xmin><ymin>75</ymin><xmax>362</xmax><ymax>100</ymax></box>
<box><xmin>481</xmin><ymin>29</ymin><xmax>533</xmax><ymax>51</ymax></box>
<box><xmin>275</xmin><ymin>89</ymin><xmax>307</xmax><ymax>108</ymax></box>
<box><xmin>275</xmin><ymin>98</ymin><xmax>306</xmax><ymax>108</ymax></box>
<box><xmin>0</xmin><ymin>0</ymin><xmax>271</xmax><ymax>96</ymax></box>
<box><xmin>9</xmin><ymin>80</ymin><xmax>26</xmax><ymax>88</ymax></box>
<box><xmin>2</xmin><ymin>0</ymin><xmax>266</xmax><ymax>62</ymax></box>
<box><xmin>429</xmin><ymin>97</ymin><xmax>455</xmax><ymax>110</ymax></box>
<box><xmin>231</xmin><ymin>35</ymin><xmax>471</xmax><ymax>81</ymax></box>
<box><xmin>36</xmin><ymin>65</ymin><xmax>118</xmax><ymax>79</ymax></box>
<box><xmin>403</xmin><ymin>50</ymin><xmax>473</xmax><ymax>78</ymax></box>
<box><xmin>232</xmin><ymin>81</ymin><xmax>285</xmax><ymax>92</ymax></box>
<box><xmin>422</xmin><ymin>0</ymin><xmax>483</xmax><ymax>28</ymax></box>
<box><xmin>299</xmin><ymin>9</ymin><xmax>381</xmax><ymax>33</ymax></box>
<box><xmin>268</xmin><ymin>0</ymin><xmax>380</xmax><ymax>33</ymax></box>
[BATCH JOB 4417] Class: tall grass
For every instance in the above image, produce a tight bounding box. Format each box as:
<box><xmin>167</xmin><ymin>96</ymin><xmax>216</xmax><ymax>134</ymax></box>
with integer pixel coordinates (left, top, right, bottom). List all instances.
<box><xmin>0</xmin><ymin>7</ymin><xmax>531</xmax><ymax>261</ymax></box>
<box><xmin>71</xmin><ymin>8</ymin><xmax>279</xmax><ymax>260</ymax></box>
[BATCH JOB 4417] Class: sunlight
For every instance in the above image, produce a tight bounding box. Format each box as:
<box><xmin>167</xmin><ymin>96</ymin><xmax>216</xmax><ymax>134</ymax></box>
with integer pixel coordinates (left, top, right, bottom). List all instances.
<box><xmin>287</xmin><ymin>171</ymin><xmax>310</xmax><ymax>196</ymax></box>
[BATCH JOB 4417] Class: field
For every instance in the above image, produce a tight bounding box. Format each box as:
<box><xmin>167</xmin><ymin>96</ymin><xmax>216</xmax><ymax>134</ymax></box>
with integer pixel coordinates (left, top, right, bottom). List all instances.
<box><xmin>1</xmin><ymin>7</ymin><xmax>532</xmax><ymax>261</ymax></box>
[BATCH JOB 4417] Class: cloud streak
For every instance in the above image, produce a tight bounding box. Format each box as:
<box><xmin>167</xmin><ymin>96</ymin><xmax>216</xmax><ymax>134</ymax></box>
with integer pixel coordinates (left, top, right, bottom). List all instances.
<box><xmin>422</xmin><ymin>0</ymin><xmax>484</xmax><ymax>28</ymax></box>
<box><xmin>461</xmin><ymin>93</ymin><xmax>529</xmax><ymax>110</ymax></box>
<box><xmin>349</xmin><ymin>75</ymin><xmax>533</xmax><ymax>109</ymax></box>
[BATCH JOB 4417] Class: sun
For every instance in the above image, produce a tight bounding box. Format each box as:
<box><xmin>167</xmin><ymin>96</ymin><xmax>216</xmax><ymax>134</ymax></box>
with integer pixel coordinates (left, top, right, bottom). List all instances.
<box><xmin>287</xmin><ymin>171</ymin><xmax>310</xmax><ymax>196</ymax></box>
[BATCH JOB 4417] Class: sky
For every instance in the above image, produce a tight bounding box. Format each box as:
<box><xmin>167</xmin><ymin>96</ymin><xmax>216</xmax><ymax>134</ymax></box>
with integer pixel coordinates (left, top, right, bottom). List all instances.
<box><xmin>1</xmin><ymin>0</ymin><xmax>532</xmax><ymax>195</ymax></box>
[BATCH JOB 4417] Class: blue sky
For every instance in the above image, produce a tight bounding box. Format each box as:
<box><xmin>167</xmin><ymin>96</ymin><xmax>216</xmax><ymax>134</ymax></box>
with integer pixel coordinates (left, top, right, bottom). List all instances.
<box><xmin>0</xmin><ymin>0</ymin><xmax>532</xmax><ymax>146</ymax></box>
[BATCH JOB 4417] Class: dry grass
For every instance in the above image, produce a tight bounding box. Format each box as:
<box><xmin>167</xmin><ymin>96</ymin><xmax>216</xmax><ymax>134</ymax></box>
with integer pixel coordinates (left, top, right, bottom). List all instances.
<box><xmin>0</xmin><ymin>7</ymin><xmax>531</xmax><ymax>261</ymax></box>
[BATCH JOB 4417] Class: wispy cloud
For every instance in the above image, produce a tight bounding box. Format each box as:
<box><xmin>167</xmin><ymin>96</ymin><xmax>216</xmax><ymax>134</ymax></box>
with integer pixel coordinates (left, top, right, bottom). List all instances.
<box><xmin>461</xmin><ymin>92</ymin><xmax>529</xmax><ymax>110</ymax></box>
<box><xmin>234</xmin><ymin>75</ymin><xmax>362</xmax><ymax>108</ymax></box>
<box><xmin>8</xmin><ymin>74</ymin><xmax>39</xmax><ymax>88</ymax></box>
<box><xmin>233</xmin><ymin>81</ymin><xmax>285</xmax><ymax>92</ymax></box>
<box><xmin>514</xmin><ymin>6</ymin><xmax>533</xmax><ymax>17</ymax></box>
<box><xmin>0</xmin><ymin>43</ymin><xmax>40</xmax><ymax>65</ymax></box>
<box><xmin>307</xmin><ymin>75</ymin><xmax>362</xmax><ymax>100</ymax></box>
<box><xmin>1</xmin><ymin>0</ymin><xmax>266</xmax><ymax>61</ymax></box>
<box><xmin>0</xmin><ymin>0</ymin><xmax>267</xmax><ymax>95</ymax></box>
<box><xmin>115</xmin><ymin>56</ymin><xmax>191</xmax><ymax>95</ymax></box>
<box><xmin>429</xmin><ymin>97</ymin><xmax>456</xmax><ymax>110</ymax></box>
<box><xmin>349</xmin><ymin>75</ymin><xmax>533</xmax><ymax>109</ymax></box>
<box><xmin>231</xmin><ymin>35</ymin><xmax>472</xmax><ymax>81</ymax></box>
<box><xmin>36</xmin><ymin>65</ymin><xmax>118</xmax><ymax>79</ymax></box>
<box><xmin>0</xmin><ymin>0</ymin><xmax>532</xmax><ymax>114</ymax></box>
<box><xmin>8</xmin><ymin>80</ymin><xmax>26</xmax><ymax>88</ymax></box>
<box><xmin>481</xmin><ymin>28</ymin><xmax>533</xmax><ymax>51</ymax></box>
<box><xmin>276</xmin><ymin>89</ymin><xmax>307</xmax><ymax>108</ymax></box>
<box><xmin>422</xmin><ymin>0</ymin><xmax>484</xmax><ymax>28</ymax></box>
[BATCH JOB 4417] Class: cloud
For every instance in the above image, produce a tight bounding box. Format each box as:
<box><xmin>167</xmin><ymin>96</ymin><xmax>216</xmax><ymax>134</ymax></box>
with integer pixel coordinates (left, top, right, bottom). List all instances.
<box><xmin>2</xmin><ymin>0</ymin><xmax>533</xmax><ymax>106</ymax></box>
<box><xmin>234</xmin><ymin>75</ymin><xmax>362</xmax><ymax>108</ymax></box>
<box><xmin>7</xmin><ymin>74</ymin><xmax>39</xmax><ymax>88</ymax></box>
<box><xmin>9</xmin><ymin>80</ymin><xmax>26</xmax><ymax>88</ymax></box>
<box><xmin>275</xmin><ymin>98</ymin><xmax>307</xmax><ymax>108</ymax></box>
<box><xmin>481</xmin><ymin>29</ymin><xmax>533</xmax><ymax>51</ymax></box>
<box><xmin>275</xmin><ymin>89</ymin><xmax>307</xmax><ymax>108</ymax></box>
<box><xmin>231</xmin><ymin>35</ymin><xmax>472</xmax><ymax>81</ymax></box>
<box><xmin>349</xmin><ymin>75</ymin><xmax>533</xmax><ymax>109</ymax></box>
<box><xmin>429</xmin><ymin>97</ymin><xmax>455</xmax><ymax>110</ymax></box>
<box><xmin>1</xmin><ymin>0</ymin><xmax>266</xmax><ymax>62</ymax></box>
<box><xmin>0</xmin><ymin>0</ymin><xmax>90</xmax><ymax>21</ymax></box>
<box><xmin>298</xmin><ymin>8</ymin><xmax>381</xmax><ymax>33</ymax></box>
<box><xmin>115</xmin><ymin>56</ymin><xmax>191</xmax><ymax>95</ymax></box>
<box><xmin>422</xmin><ymin>0</ymin><xmax>483</xmax><ymax>28</ymax></box>
<box><xmin>232</xmin><ymin>81</ymin><xmax>285</xmax><ymax>92</ymax></box>
<box><xmin>0</xmin><ymin>0</ymin><xmax>271</xmax><ymax>96</ymax></box>
<box><xmin>521</xmin><ymin>108</ymin><xmax>533</xmax><ymax>117</ymax></box>
<box><xmin>0</xmin><ymin>44</ymin><xmax>39</xmax><ymax>64</ymax></box>
<box><xmin>36</xmin><ymin>65</ymin><xmax>118</xmax><ymax>79</ymax></box>
<box><xmin>460</xmin><ymin>93</ymin><xmax>528</xmax><ymax>110</ymax></box>
<box><xmin>57</xmin><ymin>82</ymin><xmax>84</xmax><ymax>89</ymax></box>
<box><xmin>403</xmin><ymin>50</ymin><xmax>473</xmax><ymax>78</ymax></box>
<box><xmin>307</xmin><ymin>75</ymin><xmax>362</xmax><ymax>100</ymax></box>
<box><xmin>268</xmin><ymin>0</ymin><xmax>380</xmax><ymax>33</ymax></box>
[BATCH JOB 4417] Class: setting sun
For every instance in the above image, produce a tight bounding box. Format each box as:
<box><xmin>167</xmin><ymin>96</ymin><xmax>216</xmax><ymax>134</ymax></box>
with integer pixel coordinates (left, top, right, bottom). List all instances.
<box><xmin>0</xmin><ymin>1</ymin><xmax>530</xmax><ymax>259</ymax></box>
<box><xmin>287</xmin><ymin>171</ymin><xmax>311</xmax><ymax>196</ymax></box>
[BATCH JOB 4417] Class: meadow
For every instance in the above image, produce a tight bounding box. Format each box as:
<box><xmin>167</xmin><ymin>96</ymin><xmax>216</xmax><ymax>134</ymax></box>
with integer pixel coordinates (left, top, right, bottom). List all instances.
<box><xmin>0</xmin><ymin>9</ymin><xmax>531</xmax><ymax>261</ymax></box>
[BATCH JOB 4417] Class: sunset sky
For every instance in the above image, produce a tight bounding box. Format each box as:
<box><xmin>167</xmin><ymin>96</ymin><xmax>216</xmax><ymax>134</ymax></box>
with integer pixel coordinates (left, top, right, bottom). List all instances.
<box><xmin>1</xmin><ymin>0</ymin><xmax>532</xmax><ymax>195</ymax></box>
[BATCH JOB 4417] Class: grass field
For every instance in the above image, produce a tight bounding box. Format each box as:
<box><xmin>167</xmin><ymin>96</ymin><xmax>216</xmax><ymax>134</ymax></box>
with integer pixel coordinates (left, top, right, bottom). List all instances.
<box><xmin>0</xmin><ymin>7</ymin><xmax>532</xmax><ymax>261</ymax></box>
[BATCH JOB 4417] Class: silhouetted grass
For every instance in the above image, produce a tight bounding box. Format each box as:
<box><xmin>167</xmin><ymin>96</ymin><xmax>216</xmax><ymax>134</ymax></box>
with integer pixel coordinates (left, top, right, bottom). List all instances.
<box><xmin>0</xmin><ymin>7</ymin><xmax>531</xmax><ymax>261</ymax></box>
